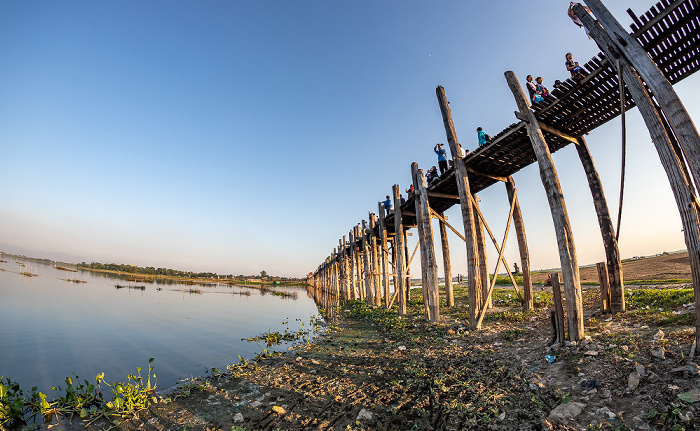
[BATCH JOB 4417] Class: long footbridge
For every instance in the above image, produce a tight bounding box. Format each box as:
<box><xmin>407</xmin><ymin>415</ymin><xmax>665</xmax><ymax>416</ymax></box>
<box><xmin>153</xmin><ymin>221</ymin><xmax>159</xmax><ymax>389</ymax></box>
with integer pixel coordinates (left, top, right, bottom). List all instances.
<box><xmin>311</xmin><ymin>0</ymin><xmax>700</xmax><ymax>344</ymax></box>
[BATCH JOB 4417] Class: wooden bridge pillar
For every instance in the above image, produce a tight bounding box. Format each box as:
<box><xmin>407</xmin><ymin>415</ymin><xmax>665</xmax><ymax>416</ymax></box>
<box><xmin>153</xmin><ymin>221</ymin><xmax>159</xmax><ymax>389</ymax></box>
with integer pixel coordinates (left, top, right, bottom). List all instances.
<box><xmin>575</xmin><ymin>137</ymin><xmax>625</xmax><ymax>312</ymax></box>
<box><xmin>438</xmin><ymin>211</ymin><xmax>454</xmax><ymax>307</ymax></box>
<box><xmin>505</xmin><ymin>71</ymin><xmax>584</xmax><ymax>340</ymax></box>
<box><xmin>354</xmin><ymin>225</ymin><xmax>365</xmax><ymax>301</ymax></box>
<box><xmin>369</xmin><ymin>213</ymin><xmax>381</xmax><ymax>306</ymax></box>
<box><xmin>340</xmin><ymin>236</ymin><xmax>349</xmax><ymax>300</ymax></box>
<box><xmin>348</xmin><ymin>229</ymin><xmax>357</xmax><ymax>300</ymax></box>
<box><xmin>378</xmin><ymin>202</ymin><xmax>391</xmax><ymax>308</ymax></box>
<box><xmin>436</xmin><ymin>86</ymin><xmax>483</xmax><ymax>330</ymax></box>
<box><xmin>392</xmin><ymin>184</ymin><xmax>408</xmax><ymax>315</ymax></box>
<box><xmin>505</xmin><ymin>176</ymin><xmax>533</xmax><ymax>310</ymax></box>
<box><xmin>577</xmin><ymin>6</ymin><xmax>700</xmax><ymax>346</ymax></box>
<box><xmin>473</xmin><ymin>194</ymin><xmax>490</xmax><ymax>309</ymax></box>
<box><xmin>412</xmin><ymin>162</ymin><xmax>440</xmax><ymax>322</ymax></box>
<box><xmin>361</xmin><ymin>220</ymin><xmax>373</xmax><ymax>305</ymax></box>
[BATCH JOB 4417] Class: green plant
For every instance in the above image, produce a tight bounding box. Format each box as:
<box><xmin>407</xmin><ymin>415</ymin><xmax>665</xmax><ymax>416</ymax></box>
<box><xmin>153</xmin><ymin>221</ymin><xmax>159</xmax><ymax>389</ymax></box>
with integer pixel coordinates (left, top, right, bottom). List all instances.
<box><xmin>51</xmin><ymin>373</ymin><xmax>105</xmax><ymax>420</ymax></box>
<box><xmin>104</xmin><ymin>358</ymin><xmax>157</xmax><ymax>418</ymax></box>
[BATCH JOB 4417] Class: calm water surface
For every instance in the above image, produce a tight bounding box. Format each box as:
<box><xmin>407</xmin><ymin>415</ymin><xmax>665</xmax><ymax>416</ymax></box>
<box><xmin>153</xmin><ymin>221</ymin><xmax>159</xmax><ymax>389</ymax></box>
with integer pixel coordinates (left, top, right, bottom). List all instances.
<box><xmin>0</xmin><ymin>259</ymin><xmax>318</xmax><ymax>394</ymax></box>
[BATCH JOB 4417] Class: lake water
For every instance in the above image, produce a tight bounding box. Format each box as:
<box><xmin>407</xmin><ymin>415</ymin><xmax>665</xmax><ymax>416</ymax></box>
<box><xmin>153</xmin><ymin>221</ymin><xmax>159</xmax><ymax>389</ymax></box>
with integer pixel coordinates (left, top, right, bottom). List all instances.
<box><xmin>0</xmin><ymin>258</ymin><xmax>318</xmax><ymax>395</ymax></box>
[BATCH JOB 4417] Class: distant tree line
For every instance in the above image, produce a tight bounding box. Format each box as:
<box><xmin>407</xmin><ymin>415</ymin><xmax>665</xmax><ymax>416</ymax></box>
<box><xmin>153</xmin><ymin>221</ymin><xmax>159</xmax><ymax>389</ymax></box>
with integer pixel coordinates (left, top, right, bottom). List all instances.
<box><xmin>77</xmin><ymin>261</ymin><xmax>300</xmax><ymax>281</ymax></box>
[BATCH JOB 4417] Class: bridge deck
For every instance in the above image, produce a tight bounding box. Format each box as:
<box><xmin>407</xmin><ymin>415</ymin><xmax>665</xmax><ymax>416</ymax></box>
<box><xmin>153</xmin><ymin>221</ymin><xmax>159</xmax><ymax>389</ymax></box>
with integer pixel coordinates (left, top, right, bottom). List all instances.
<box><xmin>382</xmin><ymin>0</ymin><xmax>700</xmax><ymax>235</ymax></box>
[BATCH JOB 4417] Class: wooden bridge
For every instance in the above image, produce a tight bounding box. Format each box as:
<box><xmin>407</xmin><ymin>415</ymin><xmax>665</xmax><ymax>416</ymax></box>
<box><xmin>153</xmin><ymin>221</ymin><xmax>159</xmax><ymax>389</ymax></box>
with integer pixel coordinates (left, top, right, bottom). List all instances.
<box><xmin>311</xmin><ymin>0</ymin><xmax>700</xmax><ymax>345</ymax></box>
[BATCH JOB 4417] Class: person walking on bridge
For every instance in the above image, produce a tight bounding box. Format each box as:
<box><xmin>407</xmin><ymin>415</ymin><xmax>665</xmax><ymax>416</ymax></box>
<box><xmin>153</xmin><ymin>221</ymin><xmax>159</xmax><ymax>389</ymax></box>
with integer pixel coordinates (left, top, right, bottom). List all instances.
<box><xmin>434</xmin><ymin>143</ymin><xmax>448</xmax><ymax>174</ymax></box>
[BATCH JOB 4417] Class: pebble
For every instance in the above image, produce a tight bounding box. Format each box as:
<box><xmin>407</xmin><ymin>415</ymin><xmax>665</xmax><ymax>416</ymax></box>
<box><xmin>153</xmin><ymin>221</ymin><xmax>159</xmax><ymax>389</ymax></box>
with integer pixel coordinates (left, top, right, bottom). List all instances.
<box><xmin>398</xmin><ymin>345</ymin><xmax>407</xmax><ymax>351</ymax></box>
<box><xmin>549</xmin><ymin>402</ymin><xmax>586</xmax><ymax>420</ymax></box>
<box><xmin>356</xmin><ymin>408</ymin><xmax>374</xmax><ymax>421</ymax></box>
<box><xmin>233</xmin><ymin>413</ymin><xmax>244</xmax><ymax>423</ymax></box>
<box><xmin>628</xmin><ymin>372</ymin><xmax>641</xmax><ymax>391</ymax></box>
<box><xmin>650</xmin><ymin>347</ymin><xmax>665</xmax><ymax>360</ymax></box>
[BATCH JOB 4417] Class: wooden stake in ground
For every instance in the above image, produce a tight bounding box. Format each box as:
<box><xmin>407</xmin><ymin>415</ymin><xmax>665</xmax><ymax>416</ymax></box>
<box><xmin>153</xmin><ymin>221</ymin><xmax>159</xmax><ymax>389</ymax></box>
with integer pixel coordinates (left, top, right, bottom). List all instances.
<box><xmin>474</xmin><ymin>194</ymin><xmax>489</xmax><ymax>309</ymax></box>
<box><xmin>378</xmin><ymin>201</ymin><xmax>391</xmax><ymax>308</ymax></box>
<box><xmin>361</xmin><ymin>220</ymin><xmax>373</xmax><ymax>305</ymax></box>
<box><xmin>438</xmin><ymin>211</ymin><xmax>454</xmax><ymax>307</ymax></box>
<box><xmin>505</xmin><ymin>71</ymin><xmax>584</xmax><ymax>340</ymax></box>
<box><xmin>393</xmin><ymin>184</ymin><xmax>407</xmax><ymax>315</ymax></box>
<box><xmin>506</xmin><ymin>176</ymin><xmax>533</xmax><ymax>310</ymax></box>
<box><xmin>576</xmin><ymin>136</ymin><xmax>625</xmax><ymax>312</ymax></box>
<box><xmin>436</xmin><ymin>86</ymin><xmax>482</xmax><ymax>329</ymax></box>
<box><xmin>551</xmin><ymin>273</ymin><xmax>566</xmax><ymax>345</ymax></box>
<box><xmin>597</xmin><ymin>262</ymin><xmax>611</xmax><ymax>312</ymax></box>
<box><xmin>412</xmin><ymin>162</ymin><xmax>440</xmax><ymax>322</ymax></box>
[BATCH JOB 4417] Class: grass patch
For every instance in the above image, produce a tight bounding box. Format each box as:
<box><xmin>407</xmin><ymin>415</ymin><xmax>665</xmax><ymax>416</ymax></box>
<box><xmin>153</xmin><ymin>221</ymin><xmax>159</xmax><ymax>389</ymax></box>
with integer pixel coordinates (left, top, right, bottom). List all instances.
<box><xmin>626</xmin><ymin>288</ymin><xmax>694</xmax><ymax>309</ymax></box>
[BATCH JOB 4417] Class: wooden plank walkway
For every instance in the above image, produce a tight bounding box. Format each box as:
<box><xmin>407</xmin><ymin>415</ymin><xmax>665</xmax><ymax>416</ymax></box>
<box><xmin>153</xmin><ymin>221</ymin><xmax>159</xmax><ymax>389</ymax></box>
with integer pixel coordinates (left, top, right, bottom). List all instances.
<box><xmin>382</xmin><ymin>0</ymin><xmax>700</xmax><ymax>235</ymax></box>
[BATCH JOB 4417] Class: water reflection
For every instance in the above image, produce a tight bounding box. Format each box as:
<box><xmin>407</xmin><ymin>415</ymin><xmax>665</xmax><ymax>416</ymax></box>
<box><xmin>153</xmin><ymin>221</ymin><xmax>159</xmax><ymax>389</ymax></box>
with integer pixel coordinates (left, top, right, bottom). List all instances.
<box><xmin>0</xmin><ymin>258</ymin><xmax>316</xmax><ymax>396</ymax></box>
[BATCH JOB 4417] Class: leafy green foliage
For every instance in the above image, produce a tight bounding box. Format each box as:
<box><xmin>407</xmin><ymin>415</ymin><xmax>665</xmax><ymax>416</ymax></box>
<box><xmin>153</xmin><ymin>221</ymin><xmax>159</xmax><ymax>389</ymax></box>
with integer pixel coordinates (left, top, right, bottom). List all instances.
<box><xmin>1</xmin><ymin>359</ymin><xmax>157</xmax><ymax>427</ymax></box>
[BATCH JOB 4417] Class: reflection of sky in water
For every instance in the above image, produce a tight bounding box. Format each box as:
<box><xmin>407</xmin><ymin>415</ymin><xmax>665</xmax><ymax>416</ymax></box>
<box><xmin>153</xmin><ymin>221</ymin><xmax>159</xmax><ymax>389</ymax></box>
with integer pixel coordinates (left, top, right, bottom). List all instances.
<box><xmin>0</xmin><ymin>260</ymin><xmax>318</xmax><ymax>394</ymax></box>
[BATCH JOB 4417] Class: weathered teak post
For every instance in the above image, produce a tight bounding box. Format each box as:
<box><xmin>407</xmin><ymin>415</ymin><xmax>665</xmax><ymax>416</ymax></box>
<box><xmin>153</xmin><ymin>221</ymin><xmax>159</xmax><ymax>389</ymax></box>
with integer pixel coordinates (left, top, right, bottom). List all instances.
<box><xmin>392</xmin><ymin>184</ymin><xmax>407</xmax><ymax>315</ymax></box>
<box><xmin>348</xmin><ymin>229</ymin><xmax>357</xmax><ymax>300</ymax></box>
<box><xmin>505</xmin><ymin>71</ymin><xmax>584</xmax><ymax>340</ymax></box>
<box><xmin>597</xmin><ymin>262</ymin><xmax>611</xmax><ymax>312</ymax></box>
<box><xmin>354</xmin><ymin>225</ymin><xmax>365</xmax><ymax>301</ymax></box>
<box><xmin>473</xmin><ymin>195</ymin><xmax>489</xmax><ymax>309</ymax></box>
<box><xmin>369</xmin><ymin>213</ymin><xmax>381</xmax><ymax>306</ymax></box>
<box><xmin>361</xmin><ymin>220</ymin><xmax>373</xmax><ymax>305</ymax></box>
<box><xmin>412</xmin><ymin>162</ymin><xmax>440</xmax><ymax>322</ymax></box>
<box><xmin>378</xmin><ymin>202</ymin><xmax>391</xmax><ymax>308</ymax></box>
<box><xmin>438</xmin><ymin>211</ymin><xmax>454</xmax><ymax>307</ymax></box>
<box><xmin>341</xmin><ymin>236</ymin><xmax>350</xmax><ymax>300</ymax></box>
<box><xmin>581</xmin><ymin>0</ymin><xmax>700</xmax><ymax>193</ymax></box>
<box><xmin>436</xmin><ymin>86</ymin><xmax>482</xmax><ymax>329</ymax></box>
<box><xmin>505</xmin><ymin>176</ymin><xmax>533</xmax><ymax>310</ymax></box>
<box><xmin>575</xmin><ymin>137</ymin><xmax>625</xmax><ymax>312</ymax></box>
<box><xmin>576</xmin><ymin>5</ymin><xmax>700</xmax><ymax>346</ymax></box>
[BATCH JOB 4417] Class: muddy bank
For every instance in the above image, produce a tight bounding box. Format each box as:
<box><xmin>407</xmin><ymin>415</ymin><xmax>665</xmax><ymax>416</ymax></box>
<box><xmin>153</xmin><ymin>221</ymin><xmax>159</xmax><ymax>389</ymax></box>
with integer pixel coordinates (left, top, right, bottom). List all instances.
<box><xmin>32</xmin><ymin>281</ymin><xmax>695</xmax><ymax>431</ymax></box>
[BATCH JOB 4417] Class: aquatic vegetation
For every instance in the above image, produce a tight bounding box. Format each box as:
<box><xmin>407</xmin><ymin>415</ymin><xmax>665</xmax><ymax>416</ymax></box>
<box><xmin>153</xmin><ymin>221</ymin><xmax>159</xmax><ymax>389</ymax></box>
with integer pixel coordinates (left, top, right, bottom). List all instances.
<box><xmin>0</xmin><ymin>376</ymin><xmax>51</xmax><ymax>427</ymax></box>
<box><xmin>0</xmin><ymin>359</ymin><xmax>157</xmax><ymax>427</ymax></box>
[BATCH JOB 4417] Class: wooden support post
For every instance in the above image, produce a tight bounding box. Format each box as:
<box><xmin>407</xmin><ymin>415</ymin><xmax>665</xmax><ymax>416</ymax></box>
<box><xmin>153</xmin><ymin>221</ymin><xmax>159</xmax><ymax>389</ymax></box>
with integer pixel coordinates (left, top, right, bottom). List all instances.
<box><xmin>361</xmin><ymin>220</ymin><xmax>373</xmax><ymax>305</ymax></box>
<box><xmin>575</xmin><ymin>136</ymin><xmax>625</xmax><ymax>312</ymax></box>
<box><xmin>597</xmin><ymin>262</ymin><xmax>611</xmax><ymax>313</ymax></box>
<box><xmin>378</xmin><ymin>202</ymin><xmax>391</xmax><ymax>308</ymax></box>
<box><xmin>551</xmin><ymin>273</ymin><xmax>566</xmax><ymax>346</ymax></box>
<box><xmin>506</xmin><ymin>176</ymin><xmax>533</xmax><ymax>310</ymax></box>
<box><xmin>412</xmin><ymin>162</ymin><xmax>440</xmax><ymax>322</ymax></box>
<box><xmin>404</xmin><ymin>230</ymin><xmax>412</xmax><ymax>301</ymax></box>
<box><xmin>349</xmin><ymin>229</ymin><xmax>357</xmax><ymax>300</ymax></box>
<box><xmin>505</xmin><ymin>71</ymin><xmax>584</xmax><ymax>340</ymax></box>
<box><xmin>438</xmin><ymin>211</ymin><xmax>454</xmax><ymax>307</ymax></box>
<box><xmin>341</xmin><ymin>236</ymin><xmax>350</xmax><ymax>300</ymax></box>
<box><xmin>369</xmin><ymin>213</ymin><xmax>381</xmax><ymax>306</ymax></box>
<box><xmin>354</xmin><ymin>225</ymin><xmax>365</xmax><ymax>301</ymax></box>
<box><xmin>392</xmin><ymin>185</ymin><xmax>407</xmax><ymax>315</ymax></box>
<box><xmin>577</xmin><ymin>6</ymin><xmax>700</xmax><ymax>347</ymax></box>
<box><xmin>437</xmin><ymin>86</ymin><xmax>482</xmax><ymax>329</ymax></box>
<box><xmin>578</xmin><ymin>1</ymin><xmax>700</xmax><ymax>193</ymax></box>
<box><xmin>473</xmin><ymin>195</ymin><xmax>490</xmax><ymax>309</ymax></box>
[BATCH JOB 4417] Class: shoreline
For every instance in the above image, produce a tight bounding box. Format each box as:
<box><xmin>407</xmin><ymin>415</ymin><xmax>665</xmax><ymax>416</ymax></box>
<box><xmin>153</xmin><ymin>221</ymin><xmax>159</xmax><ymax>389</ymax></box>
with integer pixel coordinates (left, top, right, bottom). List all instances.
<box><xmin>32</xmin><ymin>282</ymin><xmax>697</xmax><ymax>431</ymax></box>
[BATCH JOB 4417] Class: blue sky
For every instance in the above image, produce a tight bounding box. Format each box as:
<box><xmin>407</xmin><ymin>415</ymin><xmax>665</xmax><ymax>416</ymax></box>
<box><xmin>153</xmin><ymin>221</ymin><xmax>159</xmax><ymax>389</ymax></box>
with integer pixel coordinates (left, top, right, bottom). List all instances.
<box><xmin>1</xmin><ymin>1</ymin><xmax>697</xmax><ymax>277</ymax></box>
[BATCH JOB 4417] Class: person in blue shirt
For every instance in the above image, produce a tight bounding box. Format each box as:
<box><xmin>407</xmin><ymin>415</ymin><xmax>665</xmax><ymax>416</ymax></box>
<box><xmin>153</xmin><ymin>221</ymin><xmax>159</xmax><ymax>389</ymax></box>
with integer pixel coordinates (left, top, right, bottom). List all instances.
<box><xmin>381</xmin><ymin>195</ymin><xmax>391</xmax><ymax>216</ymax></box>
<box><xmin>434</xmin><ymin>143</ymin><xmax>448</xmax><ymax>174</ymax></box>
<box><xmin>477</xmin><ymin>127</ymin><xmax>491</xmax><ymax>147</ymax></box>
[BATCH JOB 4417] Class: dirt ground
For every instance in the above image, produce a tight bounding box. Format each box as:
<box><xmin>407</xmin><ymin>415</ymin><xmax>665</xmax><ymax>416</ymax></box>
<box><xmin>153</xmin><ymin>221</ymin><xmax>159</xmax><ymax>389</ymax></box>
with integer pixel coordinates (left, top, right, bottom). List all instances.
<box><xmin>35</xmin><ymin>251</ymin><xmax>699</xmax><ymax>431</ymax></box>
<box><xmin>529</xmin><ymin>250</ymin><xmax>692</xmax><ymax>284</ymax></box>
